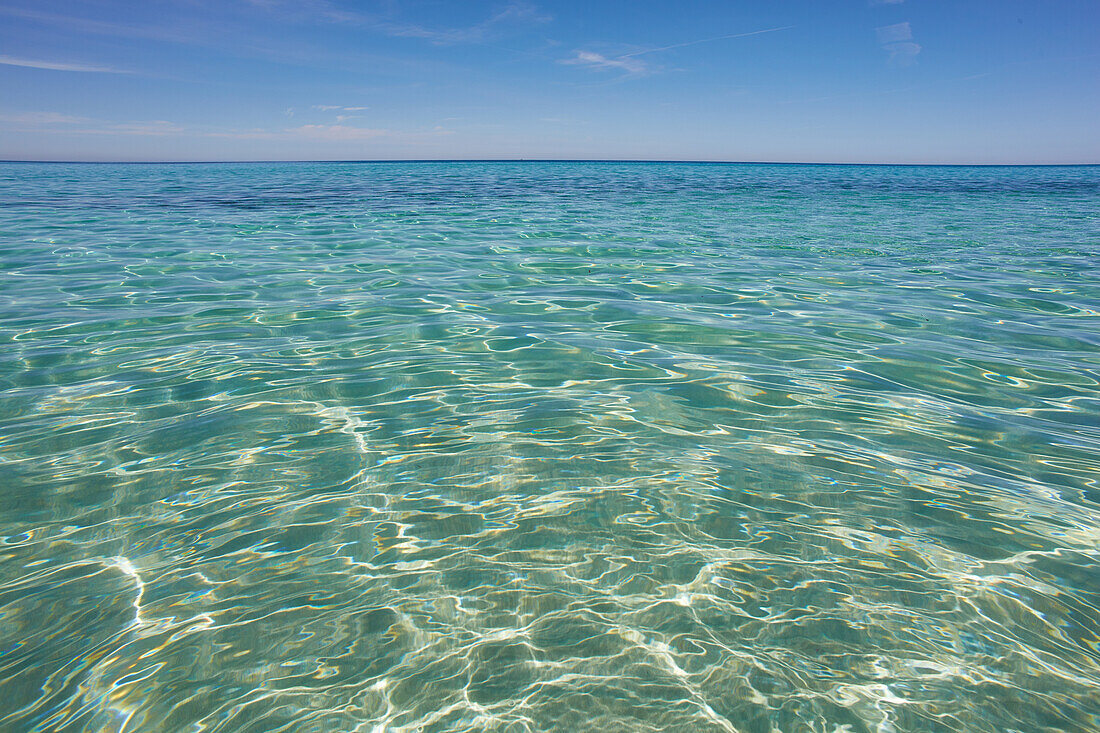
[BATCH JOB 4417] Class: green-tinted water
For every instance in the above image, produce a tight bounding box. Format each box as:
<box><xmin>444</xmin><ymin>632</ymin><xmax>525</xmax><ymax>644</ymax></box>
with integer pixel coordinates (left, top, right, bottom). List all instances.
<box><xmin>1</xmin><ymin>162</ymin><xmax>1099</xmax><ymax>732</ymax></box>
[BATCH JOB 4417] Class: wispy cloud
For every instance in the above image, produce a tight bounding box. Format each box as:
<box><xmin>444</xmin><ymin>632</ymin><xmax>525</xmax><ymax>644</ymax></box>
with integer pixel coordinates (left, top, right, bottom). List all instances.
<box><xmin>0</xmin><ymin>4</ymin><xmax>448</xmax><ymax>79</ymax></box>
<box><xmin>372</xmin><ymin>1</ymin><xmax>551</xmax><ymax>44</ymax></box>
<box><xmin>207</xmin><ymin>124</ymin><xmax>452</xmax><ymax>143</ymax></box>
<box><xmin>563</xmin><ymin>25</ymin><xmax>793</xmax><ymax>77</ymax></box>
<box><xmin>0</xmin><ymin>6</ymin><xmax>194</xmax><ymax>45</ymax></box>
<box><xmin>876</xmin><ymin>22</ymin><xmax>912</xmax><ymax>44</ymax></box>
<box><xmin>250</xmin><ymin>0</ymin><xmax>550</xmax><ymax>45</ymax></box>
<box><xmin>0</xmin><ymin>111</ymin><xmax>91</xmax><ymax>124</ymax></box>
<box><xmin>105</xmin><ymin>121</ymin><xmax>185</xmax><ymax>136</ymax></box>
<box><xmin>869</xmin><ymin>0</ymin><xmax>904</xmax><ymax>5</ymax></box>
<box><xmin>0</xmin><ymin>55</ymin><xmax>124</xmax><ymax>73</ymax></box>
<box><xmin>288</xmin><ymin>124</ymin><xmax>388</xmax><ymax>140</ymax></box>
<box><xmin>561</xmin><ymin>51</ymin><xmax>648</xmax><ymax>75</ymax></box>
<box><xmin>310</xmin><ymin>105</ymin><xmax>370</xmax><ymax>123</ymax></box>
<box><xmin>876</xmin><ymin>22</ymin><xmax>921</xmax><ymax>65</ymax></box>
<box><xmin>0</xmin><ymin>112</ymin><xmax>452</xmax><ymax>144</ymax></box>
<box><xmin>0</xmin><ymin>113</ymin><xmax>187</xmax><ymax>136</ymax></box>
<box><xmin>620</xmin><ymin>25</ymin><xmax>794</xmax><ymax>59</ymax></box>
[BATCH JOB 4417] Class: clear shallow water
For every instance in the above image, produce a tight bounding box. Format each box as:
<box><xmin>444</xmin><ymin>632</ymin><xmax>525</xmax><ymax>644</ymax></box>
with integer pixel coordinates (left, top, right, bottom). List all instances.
<box><xmin>1</xmin><ymin>161</ymin><xmax>1099</xmax><ymax>732</ymax></box>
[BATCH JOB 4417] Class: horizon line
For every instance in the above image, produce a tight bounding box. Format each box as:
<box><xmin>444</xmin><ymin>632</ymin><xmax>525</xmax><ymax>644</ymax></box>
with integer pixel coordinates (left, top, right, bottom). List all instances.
<box><xmin>2</xmin><ymin>158</ymin><xmax>1099</xmax><ymax>167</ymax></box>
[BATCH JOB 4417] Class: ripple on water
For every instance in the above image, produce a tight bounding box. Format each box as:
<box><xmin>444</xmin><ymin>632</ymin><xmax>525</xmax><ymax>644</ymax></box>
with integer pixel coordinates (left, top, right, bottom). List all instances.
<box><xmin>1</xmin><ymin>162</ymin><xmax>1099</xmax><ymax>732</ymax></box>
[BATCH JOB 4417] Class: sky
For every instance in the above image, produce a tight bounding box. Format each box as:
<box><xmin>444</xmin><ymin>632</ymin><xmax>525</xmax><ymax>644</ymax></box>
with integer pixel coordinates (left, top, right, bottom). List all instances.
<box><xmin>0</xmin><ymin>0</ymin><xmax>1098</xmax><ymax>163</ymax></box>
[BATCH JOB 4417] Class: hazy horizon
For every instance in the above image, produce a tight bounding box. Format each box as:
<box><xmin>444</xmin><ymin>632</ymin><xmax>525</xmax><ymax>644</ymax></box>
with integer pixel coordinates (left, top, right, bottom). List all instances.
<box><xmin>2</xmin><ymin>1</ymin><xmax>1098</xmax><ymax>164</ymax></box>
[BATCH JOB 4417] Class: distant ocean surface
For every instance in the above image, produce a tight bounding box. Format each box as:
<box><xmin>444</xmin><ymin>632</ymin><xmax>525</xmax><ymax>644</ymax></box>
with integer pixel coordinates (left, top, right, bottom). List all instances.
<box><xmin>2</xmin><ymin>161</ymin><xmax>1100</xmax><ymax>732</ymax></box>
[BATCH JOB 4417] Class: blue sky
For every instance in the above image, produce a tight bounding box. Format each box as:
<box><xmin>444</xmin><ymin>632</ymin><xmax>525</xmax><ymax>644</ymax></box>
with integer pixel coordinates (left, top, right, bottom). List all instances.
<box><xmin>1</xmin><ymin>0</ymin><xmax>1097</xmax><ymax>163</ymax></box>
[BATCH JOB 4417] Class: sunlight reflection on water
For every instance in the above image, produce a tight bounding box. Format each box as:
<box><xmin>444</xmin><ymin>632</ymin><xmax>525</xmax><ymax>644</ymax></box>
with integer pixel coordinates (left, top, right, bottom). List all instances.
<box><xmin>1</xmin><ymin>162</ymin><xmax>1099</xmax><ymax>732</ymax></box>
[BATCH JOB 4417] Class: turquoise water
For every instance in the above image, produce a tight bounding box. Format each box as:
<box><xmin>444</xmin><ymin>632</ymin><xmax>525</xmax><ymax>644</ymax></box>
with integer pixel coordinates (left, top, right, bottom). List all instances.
<box><xmin>1</xmin><ymin>161</ymin><xmax>1099</xmax><ymax>732</ymax></box>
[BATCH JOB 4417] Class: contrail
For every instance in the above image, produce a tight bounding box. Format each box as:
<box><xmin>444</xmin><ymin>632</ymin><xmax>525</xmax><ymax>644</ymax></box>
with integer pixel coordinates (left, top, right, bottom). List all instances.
<box><xmin>619</xmin><ymin>25</ymin><xmax>795</xmax><ymax>58</ymax></box>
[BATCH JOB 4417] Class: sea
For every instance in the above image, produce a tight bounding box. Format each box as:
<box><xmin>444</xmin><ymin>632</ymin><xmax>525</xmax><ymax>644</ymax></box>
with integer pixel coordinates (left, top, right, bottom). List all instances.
<box><xmin>1</xmin><ymin>161</ymin><xmax>1098</xmax><ymax>732</ymax></box>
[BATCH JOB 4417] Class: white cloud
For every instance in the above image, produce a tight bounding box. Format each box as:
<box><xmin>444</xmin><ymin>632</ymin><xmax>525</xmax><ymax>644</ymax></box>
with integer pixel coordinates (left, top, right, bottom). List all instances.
<box><xmin>0</xmin><ymin>6</ymin><xmax>191</xmax><ymax>45</ymax></box>
<box><xmin>107</xmin><ymin>121</ymin><xmax>185</xmax><ymax>136</ymax></box>
<box><xmin>561</xmin><ymin>26</ymin><xmax>791</xmax><ymax>77</ymax></box>
<box><xmin>885</xmin><ymin>41</ymin><xmax>921</xmax><ymax>65</ymax></box>
<box><xmin>0</xmin><ymin>114</ymin><xmax>445</xmax><ymax>144</ymax></box>
<box><xmin>876</xmin><ymin>22</ymin><xmax>912</xmax><ymax>44</ymax></box>
<box><xmin>0</xmin><ymin>113</ymin><xmax>182</xmax><ymax>135</ymax></box>
<box><xmin>620</xmin><ymin>25</ymin><xmax>794</xmax><ymax>59</ymax></box>
<box><xmin>289</xmin><ymin>124</ymin><xmax>387</xmax><ymax>140</ymax></box>
<box><xmin>209</xmin><ymin>124</ymin><xmax>452</xmax><ymax>143</ymax></box>
<box><xmin>255</xmin><ymin>0</ymin><xmax>551</xmax><ymax>45</ymax></box>
<box><xmin>876</xmin><ymin>22</ymin><xmax>920</xmax><ymax>65</ymax></box>
<box><xmin>312</xmin><ymin>105</ymin><xmax>370</xmax><ymax>112</ymax></box>
<box><xmin>561</xmin><ymin>51</ymin><xmax>648</xmax><ymax>75</ymax></box>
<box><xmin>869</xmin><ymin>0</ymin><xmax>904</xmax><ymax>5</ymax></box>
<box><xmin>0</xmin><ymin>55</ymin><xmax>123</xmax><ymax>73</ymax></box>
<box><xmin>381</xmin><ymin>1</ymin><xmax>551</xmax><ymax>44</ymax></box>
<box><xmin>0</xmin><ymin>112</ymin><xmax>90</xmax><ymax>125</ymax></box>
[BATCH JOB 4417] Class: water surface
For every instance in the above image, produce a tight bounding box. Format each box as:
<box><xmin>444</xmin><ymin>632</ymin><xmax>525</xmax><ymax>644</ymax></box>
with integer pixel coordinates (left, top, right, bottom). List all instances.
<box><xmin>1</xmin><ymin>162</ymin><xmax>1099</xmax><ymax>732</ymax></box>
